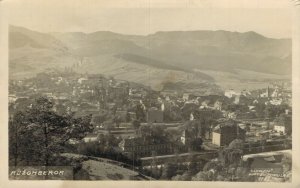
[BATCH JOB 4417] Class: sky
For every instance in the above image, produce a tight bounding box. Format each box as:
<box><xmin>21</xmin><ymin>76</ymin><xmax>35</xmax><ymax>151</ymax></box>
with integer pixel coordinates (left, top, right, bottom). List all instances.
<box><xmin>4</xmin><ymin>0</ymin><xmax>293</xmax><ymax>38</ymax></box>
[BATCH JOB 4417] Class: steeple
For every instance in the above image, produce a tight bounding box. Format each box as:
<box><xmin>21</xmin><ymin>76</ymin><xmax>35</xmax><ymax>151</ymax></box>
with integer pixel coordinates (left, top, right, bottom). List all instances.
<box><xmin>267</xmin><ymin>86</ymin><xmax>270</xmax><ymax>98</ymax></box>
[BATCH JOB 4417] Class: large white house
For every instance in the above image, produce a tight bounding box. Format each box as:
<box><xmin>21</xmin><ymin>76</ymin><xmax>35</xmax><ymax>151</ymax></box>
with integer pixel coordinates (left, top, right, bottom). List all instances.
<box><xmin>274</xmin><ymin>125</ymin><xmax>285</xmax><ymax>134</ymax></box>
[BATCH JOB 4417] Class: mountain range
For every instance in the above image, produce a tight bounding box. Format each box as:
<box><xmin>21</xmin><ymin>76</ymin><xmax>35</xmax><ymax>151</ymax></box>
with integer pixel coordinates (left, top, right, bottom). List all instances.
<box><xmin>9</xmin><ymin>25</ymin><xmax>291</xmax><ymax>93</ymax></box>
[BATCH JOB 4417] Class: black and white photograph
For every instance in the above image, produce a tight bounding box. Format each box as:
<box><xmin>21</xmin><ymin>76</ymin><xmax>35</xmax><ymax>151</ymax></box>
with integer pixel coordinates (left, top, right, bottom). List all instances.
<box><xmin>1</xmin><ymin>0</ymin><xmax>300</xmax><ymax>186</ymax></box>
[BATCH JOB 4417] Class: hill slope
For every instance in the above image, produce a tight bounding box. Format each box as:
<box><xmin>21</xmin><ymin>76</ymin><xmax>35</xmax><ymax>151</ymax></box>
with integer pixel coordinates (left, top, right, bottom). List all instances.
<box><xmin>9</xmin><ymin>25</ymin><xmax>291</xmax><ymax>92</ymax></box>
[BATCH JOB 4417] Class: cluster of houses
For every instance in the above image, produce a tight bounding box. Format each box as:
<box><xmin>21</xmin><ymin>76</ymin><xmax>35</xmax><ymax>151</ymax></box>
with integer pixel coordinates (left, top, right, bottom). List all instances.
<box><xmin>9</xmin><ymin>72</ymin><xmax>292</xmax><ymax>160</ymax></box>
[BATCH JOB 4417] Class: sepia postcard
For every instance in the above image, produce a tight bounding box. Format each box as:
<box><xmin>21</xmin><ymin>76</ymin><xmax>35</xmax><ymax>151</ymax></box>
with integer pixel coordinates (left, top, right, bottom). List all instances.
<box><xmin>0</xmin><ymin>0</ymin><xmax>300</xmax><ymax>188</ymax></box>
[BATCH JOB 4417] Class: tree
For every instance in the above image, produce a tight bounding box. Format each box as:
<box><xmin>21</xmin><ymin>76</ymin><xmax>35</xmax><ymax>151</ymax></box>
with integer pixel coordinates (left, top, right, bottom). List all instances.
<box><xmin>103</xmin><ymin>120</ymin><xmax>114</xmax><ymax>131</ymax></box>
<box><xmin>138</xmin><ymin>124</ymin><xmax>151</xmax><ymax>137</ymax></box>
<box><xmin>192</xmin><ymin>171</ymin><xmax>214</xmax><ymax>181</ymax></box>
<box><xmin>184</xmin><ymin>120</ymin><xmax>201</xmax><ymax>139</ymax></box>
<box><xmin>126</xmin><ymin>112</ymin><xmax>131</xmax><ymax>122</ymax></box>
<box><xmin>228</xmin><ymin>139</ymin><xmax>244</xmax><ymax>150</ymax></box>
<box><xmin>9</xmin><ymin>97</ymin><xmax>93</xmax><ymax>166</ymax></box>
<box><xmin>161</xmin><ymin>163</ymin><xmax>178</xmax><ymax>180</ymax></box>
<box><xmin>172</xmin><ymin>172</ymin><xmax>192</xmax><ymax>181</ymax></box>
<box><xmin>9</xmin><ymin>111</ymin><xmax>29</xmax><ymax>166</ymax></box>
<box><xmin>150</xmin><ymin>124</ymin><xmax>165</xmax><ymax>139</ymax></box>
<box><xmin>135</xmin><ymin>104</ymin><xmax>146</xmax><ymax>121</ymax></box>
<box><xmin>184</xmin><ymin>120</ymin><xmax>203</xmax><ymax>151</ymax></box>
<box><xmin>203</xmin><ymin>161</ymin><xmax>223</xmax><ymax>172</ymax></box>
<box><xmin>164</xmin><ymin>104</ymin><xmax>182</xmax><ymax>122</ymax></box>
<box><xmin>165</xmin><ymin>128</ymin><xmax>181</xmax><ymax>143</ymax></box>
<box><xmin>187</xmin><ymin>155</ymin><xmax>202</xmax><ymax>175</ymax></box>
<box><xmin>114</xmin><ymin>115</ymin><xmax>122</xmax><ymax>128</ymax></box>
<box><xmin>91</xmin><ymin>114</ymin><xmax>105</xmax><ymax>126</ymax></box>
<box><xmin>132</xmin><ymin>119</ymin><xmax>141</xmax><ymax>130</ymax></box>
<box><xmin>218</xmin><ymin>140</ymin><xmax>243</xmax><ymax>167</ymax></box>
<box><xmin>137</xmin><ymin>124</ymin><xmax>167</xmax><ymax>143</ymax></box>
<box><xmin>181</xmin><ymin>103</ymin><xmax>198</xmax><ymax>120</ymax></box>
<box><xmin>190</xmin><ymin>138</ymin><xmax>203</xmax><ymax>151</ymax></box>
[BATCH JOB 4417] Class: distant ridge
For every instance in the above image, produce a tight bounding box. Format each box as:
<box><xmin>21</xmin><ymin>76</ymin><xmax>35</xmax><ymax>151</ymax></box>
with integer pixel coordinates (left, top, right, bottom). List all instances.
<box><xmin>9</xmin><ymin>25</ymin><xmax>291</xmax><ymax>92</ymax></box>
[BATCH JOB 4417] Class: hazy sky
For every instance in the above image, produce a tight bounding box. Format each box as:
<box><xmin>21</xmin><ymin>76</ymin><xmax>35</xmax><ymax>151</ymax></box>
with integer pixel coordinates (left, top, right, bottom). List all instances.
<box><xmin>5</xmin><ymin>0</ymin><xmax>292</xmax><ymax>38</ymax></box>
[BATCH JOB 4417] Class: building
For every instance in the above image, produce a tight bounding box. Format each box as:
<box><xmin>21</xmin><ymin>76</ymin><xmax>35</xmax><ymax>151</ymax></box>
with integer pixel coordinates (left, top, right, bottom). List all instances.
<box><xmin>200</xmin><ymin>100</ymin><xmax>209</xmax><ymax>108</ymax></box>
<box><xmin>214</xmin><ymin>100</ymin><xmax>223</xmax><ymax>111</ymax></box>
<box><xmin>108</xmin><ymin>86</ymin><xmax>128</xmax><ymax>101</ymax></box>
<box><xmin>234</xmin><ymin>95</ymin><xmax>240</xmax><ymax>104</ymax></box>
<box><xmin>140</xmin><ymin>122</ymin><xmax>182</xmax><ymax>128</ymax></box>
<box><xmin>96</xmin><ymin>128</ymin><xmax>136</xmax><ymax>139</ymax></box>
<box><xmin>161</xmin><ymin>90</ymin><xmax>179</xmax><ymax>98</ymax></box>
<box><xmin>274</xmin><ymin>125</ymin><xmax>286</xmax><ymax>134</ymax></box>
<box><xmin>119</xmin><ymin>137</ymin><xmax>174</xmax><ymax>158</ymax></box>
<box><xmin>240</xmin><ymin>89</ymin><xmax>251</xmax><ymax>97</ymax></box>
<box><xmin>197</xmin><ymin>109</ymin><xmax>223</xmax><ymax>120</ymax></box>
<box><xmin>115</xmin><ymin>109</ymin><xmax>128</xmax><ymax>122</ymax></box>
<box><xmin>182</xmin><ymin>93</ymin><xmax>190</xmax><ymax>101</ymax></box>
<box><xmin>225</xmin><ymin>112</ymin><xmax>237</xmax><ymax>119</ymax></box>
<box><xmin>260</xmin><ymin>86</ymin><xmax>271</xmax><ymax>98</ymax></box>
<box><xmin>8</xmin><ymin>94</ymin><xmax>17</xmax><ymax>103</ymax></box>
<box><xmin>269</xmin><ymin>98</ymin><xmax>283</xmax><ymax>105</ymax></box>
<box><xmin>224</xmin><ymin>89</ymin><xmax>239</xmax><ymax>98</ymax></box>
<box><xmin>212</xmin><ymin>120</ymin><xmax>246</xmax><ymax>147</ymax></box>
<box><xmin>78</xmin><ymin>77</ymin><xmax>88</xmax><ymax>84</ymax></box>
<box><xmin>82</xmin><ymin>133</ymin><xmax>100</xmax><ymax>143</ymax></box>
<box><xmin>147</xmin><ymin>107</ymin><xmax>164</xmax><ymax>123</ymax></box>
<box><xmin>68</xmin><ymin>139</ymin><xmax>81</xmax><ymax>145</ymax></box>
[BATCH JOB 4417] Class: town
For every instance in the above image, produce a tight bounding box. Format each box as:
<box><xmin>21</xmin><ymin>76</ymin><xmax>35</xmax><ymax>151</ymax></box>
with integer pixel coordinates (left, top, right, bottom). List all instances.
<box><xmin>9</xmin><ymin>70</ymin><xmax>292</xmax><ymax>181</ymax></box>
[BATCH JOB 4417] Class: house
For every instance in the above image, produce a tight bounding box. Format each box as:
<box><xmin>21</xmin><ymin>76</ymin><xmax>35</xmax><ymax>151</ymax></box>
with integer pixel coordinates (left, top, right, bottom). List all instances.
<box><xmin>199</xmin><ymin>100</ymin><xmax>209</xmax><ymax>109</ymax></box>
<box><xmin>197</xmin><ymin>109</ymin><xmax>223</xmax><ymax>120</ymax></box>
<box><xmin>258</xmin><ymin>130</ymin><xmax>271</xmax><ymax>140</ymax></box>
<box><xmin>165</xmin><ymin>96</ymin><xmax>170</xmax><ymax>101</ymax></box>
<box><xmin>147</xmin><ymin>107</ymin><xmax>164</xmax><ymax>123</ymax></box>
<box><xmin>127</xmin><ymin>112</ymin><xmax>137</xmax><ymax>121</ymax></box>
<box><xmin>212</xmin><ymin>120</ymin><xmax>246</xmax><ymax>147</ymax></box>
<box><xmin>161</xmin><ymin>90</ymin><xmax>178</xmax><ymax>98</ymax></box>
<box><xmin>241</xmin><ymin>89</ymin><xmax>251</xmax><ymax>97</ymax></box>
<box><xmin>271</xmin><ymin>87</ymin><xmax>279</xmax><ymax>98</ymax></box>
<box><xmin>68</xmin><ymin>139</ymin><xmax>81</xmax><ymax>145</ymax></box>
<box><xmin>248</xmin><ymin>105</ymin><xmax>256</xmax><ymax>111</ymax></box>
<box><xmin>78</xmin><ymin>77</ymin><xmax>88</xmax><ymax>84</ymax></box>
<box><xmin>224</xmin><ymin>89</ymin><xmax>239</xmax><ymax>98</ymax></box>
<box><xmin>190</xmin><ymin>113</ymin><xmax>194</xmax><ymax>121</ymax></box>
<box><xmin>115</xmin><ymin>109</ymin><xmax>128</xmax><ymax>122</ymax></box>
<box><xmin>269</xmin><ymin>98</ymin><xmax>283</xmax><ymax>105</ymax></box>
<box><xmin>285</xmin><ymin>109</ymin><xmax>290</xmax><ymax>115</ymax></box>
<box><xmin>9</xmin><ymin>94</ymin><xmax>17</xmax><ymax>103</ymax></box>
<box><xmin>226</xmin><ymin>112</ymin><xmax>237</xmax><ymax>119</ymax></box>
<box><xmin>182</xmin><ymin>93</ymin><xmax>190</xmax><ymax>101</ymax></box>
<box><xmin>108</xmin><ymin>86</ymin><xmax>128</xmax><ymax>99</ymax></box>
<box><xmin>214</xmin><ymin>100</ymin><xmax>222</xmax><ymax>111</ymax></box>
<box><xmin>274</xmin><ymin>125</ymin><xmax>286</xmax><ymax>134</ymax></box>
<box><xmin>83</xmin><ymin>133</ymin><xmax>100</xmax><ymax>143</ymax></box>
<box><xmin>234</xmin><ymin>95</ymin><xmax>240</xmax><ymax>104</ymax></box>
